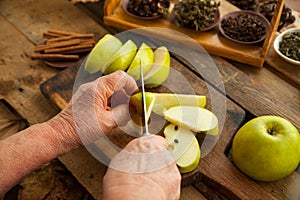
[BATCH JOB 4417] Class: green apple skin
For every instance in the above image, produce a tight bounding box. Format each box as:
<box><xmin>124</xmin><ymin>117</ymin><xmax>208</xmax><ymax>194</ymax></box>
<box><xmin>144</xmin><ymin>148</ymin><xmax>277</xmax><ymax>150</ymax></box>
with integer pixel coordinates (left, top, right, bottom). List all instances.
<box><xmin>232</xmin><ymin>115</ymin><xmax>300</xmax><ymax>182</ymax></box>
<box><xmin>103</xmin><ymin>39</ymin><xmax>137</xmax><ymax>75</ymax></box>
<box><xmin>84</xmin><ymin>34</ymin><xmax>122</xmax><ymax>74</ymax></box>
<box><xmin>144</xmin><ymin>46</ymin><xmax>170</xmax><ymax>88</ymax></box>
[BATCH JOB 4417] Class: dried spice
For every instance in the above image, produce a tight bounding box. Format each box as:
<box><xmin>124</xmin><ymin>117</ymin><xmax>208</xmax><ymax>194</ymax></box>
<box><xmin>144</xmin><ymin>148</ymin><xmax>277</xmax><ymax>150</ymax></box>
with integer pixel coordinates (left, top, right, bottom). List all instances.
<box><xmin>227</xmin><ymin>0</ymin><xmax>295</xmax><ymax>31</ymax></box>
<box><xmin>126</xmin><ymin>0</ymin><xmax>171</xmax><ymax>17</ymax></box>
<box><xmin>227</xmin><ymin>0</ymin><xmax>257</xmax><ymax>10</ymax></box>
<box><xmin>279</xmin><ymin>32</ymin><xmax>300</xmax><ymax>61</ymax></box>
<box><xmin>172</xmin><ymin>0</ymin><xmax>220</xmax><ymax>31</ymax></box>
<box><xmin>254</xmin><ymin>0</ymin><xmax>295</xmax><ymax>31</ymax></box>
<box><xmin>221</xmin><ymin>13</ymin><xmax>266</xmax><ymax>42</ymax></box>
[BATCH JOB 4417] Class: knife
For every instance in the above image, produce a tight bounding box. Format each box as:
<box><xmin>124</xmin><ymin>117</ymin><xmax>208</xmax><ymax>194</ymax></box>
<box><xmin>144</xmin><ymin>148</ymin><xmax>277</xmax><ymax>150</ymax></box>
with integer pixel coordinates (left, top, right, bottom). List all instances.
<box><xmin>140</xmin><ymin>59</ymin><xmax>150</xmax><ymax>136</ymax></box>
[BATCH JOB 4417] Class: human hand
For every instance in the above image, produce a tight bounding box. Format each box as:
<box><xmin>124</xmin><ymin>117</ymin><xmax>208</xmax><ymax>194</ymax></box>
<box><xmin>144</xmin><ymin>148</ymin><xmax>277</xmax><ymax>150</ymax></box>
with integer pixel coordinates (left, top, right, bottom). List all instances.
<box><xmin>47</xmin><ymin>70</ymin><xmax>138</xmax><ymax>150</ymax></box>
<box><xmin>103</xmin><ymin>135</ymin><xmax>181</xmax><ymax>200</ymax></box>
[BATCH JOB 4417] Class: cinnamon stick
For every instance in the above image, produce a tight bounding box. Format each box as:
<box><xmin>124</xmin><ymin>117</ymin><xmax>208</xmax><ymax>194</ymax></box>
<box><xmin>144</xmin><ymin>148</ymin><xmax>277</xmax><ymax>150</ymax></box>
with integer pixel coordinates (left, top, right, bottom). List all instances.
<box><xmin>47</xmin><ymin>29</ymin><xmax>94</xmax><ymax>38</ymax></box>
<box><xmin>31</xmin><ymin>53</ymin><xmax>79</xmax><ymax>61</ymax></box>
<box><xmin>43</xmin><ymin>32</ymin><xmax>62</xmax><ymax>39</ymax></box>
<box><xmin>62</xmin><ymin>48</ymin><xmax>94</xmax><ymax>54</ymax></box>
<box><xmin>35</xmin><ymin>39</ymin><xmax>81</xmax><ymax>52</ymax></box>
<box><xmin>44</xmin><ymin>44</ymin><xmax>94</xmax><ymax>54</ymax></box>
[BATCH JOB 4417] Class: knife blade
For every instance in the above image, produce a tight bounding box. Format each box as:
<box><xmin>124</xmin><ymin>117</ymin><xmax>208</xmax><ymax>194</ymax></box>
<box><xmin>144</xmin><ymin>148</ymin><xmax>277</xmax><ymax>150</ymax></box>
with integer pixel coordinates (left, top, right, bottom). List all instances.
<box><xmin>140</xmin><ymin>59</ymin><xmax>150</xmax><ymax>136</ymax></box>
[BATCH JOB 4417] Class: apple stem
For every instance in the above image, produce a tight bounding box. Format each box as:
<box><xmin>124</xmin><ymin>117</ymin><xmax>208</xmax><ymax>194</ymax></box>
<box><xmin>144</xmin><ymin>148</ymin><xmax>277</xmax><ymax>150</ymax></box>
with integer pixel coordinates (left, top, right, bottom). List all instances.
<box><xmin>267</xmin><ymin>128</ymin><xmax>276</xmax><ymax>135</ymax></box>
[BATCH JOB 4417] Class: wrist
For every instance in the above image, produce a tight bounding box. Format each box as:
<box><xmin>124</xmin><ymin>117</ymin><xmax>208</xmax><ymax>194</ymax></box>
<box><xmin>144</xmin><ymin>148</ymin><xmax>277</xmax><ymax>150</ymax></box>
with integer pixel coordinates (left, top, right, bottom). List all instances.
<box><xmin>46</xmin><ymin>113</ymin><xmax>81</xmax><ymax>155</ymax></box>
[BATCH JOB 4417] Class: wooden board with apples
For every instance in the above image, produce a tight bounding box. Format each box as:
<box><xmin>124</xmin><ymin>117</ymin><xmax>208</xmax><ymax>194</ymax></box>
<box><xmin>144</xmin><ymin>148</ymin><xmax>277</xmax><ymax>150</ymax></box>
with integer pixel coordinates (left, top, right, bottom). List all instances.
<box><xmin>41</xmin><ymin>34</ymin><xmax>283</xmax><ymax>199</ymax></box>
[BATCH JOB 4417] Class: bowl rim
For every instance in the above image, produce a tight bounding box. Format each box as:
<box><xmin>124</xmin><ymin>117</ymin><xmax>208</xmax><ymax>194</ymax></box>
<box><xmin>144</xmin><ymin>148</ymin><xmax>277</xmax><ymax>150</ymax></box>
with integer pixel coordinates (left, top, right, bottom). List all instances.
<box><xmin>219</xmin><ymin>10</ymin><xmax>270</xmax><ymax>45</ymax></box>
<box><xmin>273</xmin><ymin>27</ymin><xmax>300</xmax><ymax>65</ymax></box>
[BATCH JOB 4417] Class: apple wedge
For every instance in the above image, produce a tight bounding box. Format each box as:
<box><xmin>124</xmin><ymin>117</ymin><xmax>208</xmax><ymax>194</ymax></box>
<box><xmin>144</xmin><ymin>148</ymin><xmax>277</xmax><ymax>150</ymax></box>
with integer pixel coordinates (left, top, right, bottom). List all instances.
<box><xmin>164</xmin><ymin>106</ymin><xmax>218</xmax><ymax>135</ymax></box>
<box><xmin>84</xmin><ymin>34</ymin><xmax>122</xmax><ymax>74</ymax></box>
<box><xmin>102</xmin><ymin>39</ymin><xmax>137</xmax><ymax>75</ymax></box>
<box><xmin>164</xmin><ymin>124</ymin><xmax>200</xmax><ymax>173</ymax></box>
<box><xmin>126</xmin><ymin>43</ymin><xmax>154</xmax><ymax>81</ymax></box>
<box><xmin>152</xmin><ymin>93</ymin><xmax>206</xmax><ymax>116</ymax></box>
<box><xmin>144</xmin><ymin>46</ymin><xmax>170</xmax><ymax>88</ymax></box>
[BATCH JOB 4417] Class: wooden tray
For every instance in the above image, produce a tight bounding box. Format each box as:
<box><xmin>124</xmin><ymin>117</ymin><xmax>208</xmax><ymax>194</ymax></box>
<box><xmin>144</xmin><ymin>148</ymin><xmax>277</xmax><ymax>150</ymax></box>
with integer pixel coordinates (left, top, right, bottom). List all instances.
<box><xmin>40</xmin><ymin>56</ymin><xmax>277</xmax><ymax>199</ymax></box>
<box><xmin>103</xmin><ymin>0</ymin><xmax>284</xmax><ymax>67</ymax></box>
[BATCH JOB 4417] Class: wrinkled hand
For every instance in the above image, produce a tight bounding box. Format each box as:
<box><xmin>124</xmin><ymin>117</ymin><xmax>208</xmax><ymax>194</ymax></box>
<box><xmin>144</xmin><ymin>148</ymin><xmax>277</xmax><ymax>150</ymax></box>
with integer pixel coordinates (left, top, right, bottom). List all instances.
<box><xmin>48</xmin><ymin>70</ymin><xmax>138</xmax><ymax>149</ymax></box>
<box><xmin>103</xmin><ymin>135</ymin><xmax>181</xmax><ymax>200</ymax></box>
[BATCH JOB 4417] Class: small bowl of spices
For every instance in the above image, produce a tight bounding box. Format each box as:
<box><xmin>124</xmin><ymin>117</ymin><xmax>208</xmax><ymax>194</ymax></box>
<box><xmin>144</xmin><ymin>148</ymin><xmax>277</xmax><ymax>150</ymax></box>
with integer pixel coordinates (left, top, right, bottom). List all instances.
<box><xmin>219</xmin><ymin>10</ymin><xmax>270</xmax><ymax>44</ymax></box>
<box><xmin>273</xmin><ymin>28</ymin><xmax>300</xmax><ymax>65</ymax></box>
<box><xmin>123</xmin><ymin>0</ymin><xmax>171</xmax><ymax>19</ymax></box>
<box><xmin>171</xmin><ymin>0</ymin><xmax>220</xmax><ymax>31</ymax></box>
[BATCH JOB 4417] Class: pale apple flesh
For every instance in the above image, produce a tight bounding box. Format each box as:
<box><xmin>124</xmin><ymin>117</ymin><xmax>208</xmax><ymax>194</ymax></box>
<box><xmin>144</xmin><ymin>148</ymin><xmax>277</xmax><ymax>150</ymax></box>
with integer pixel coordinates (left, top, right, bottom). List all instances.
<box><xmin>164</xmin><ymin>106</ymin><xmax>219</xmax><ymax>135</ymax></box>
<box><xmin>232</xmin><ymin>116</ymin><xmax>300</xmax><ymax>181</ymax></box>
<box><xmin>152</xmin><ymin>93</ymin><xmax>206</xmax><ymax>116</ymax></box>
<box><xmin>164</xmin><ymin>124</ymin><xmax>201</xmax><ymax>173</ymax></box>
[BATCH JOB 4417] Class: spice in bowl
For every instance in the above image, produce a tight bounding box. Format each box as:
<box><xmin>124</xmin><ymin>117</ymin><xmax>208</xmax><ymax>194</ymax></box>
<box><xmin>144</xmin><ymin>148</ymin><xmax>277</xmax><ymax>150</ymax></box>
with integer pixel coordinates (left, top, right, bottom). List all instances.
<box><xmin>278</xmin><ymin>32</ymin><xmax>300</xmax><ymax>62</ymax></box>
<box><xmin>220</xmin><ymin>11</ymin><xmax>269</xmax><ymax>44</ymax></box>
<box><xmin>172</xmin><ymin>0</ymin><xmax>220</xmax><ymax>31</ymax></box>
<box><xmin>125</xmin><ymin>0</ymin><xmax>171</xmax><ymax>18</ymax></box>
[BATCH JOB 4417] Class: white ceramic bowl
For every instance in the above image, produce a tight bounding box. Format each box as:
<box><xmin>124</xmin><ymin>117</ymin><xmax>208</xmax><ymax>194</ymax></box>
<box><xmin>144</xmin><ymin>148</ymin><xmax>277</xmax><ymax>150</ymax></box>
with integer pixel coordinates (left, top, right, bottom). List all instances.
<box><xmin>273</xmin><ymin>28</ymin><xmax>300</xmax><ymax>65</ymax></box>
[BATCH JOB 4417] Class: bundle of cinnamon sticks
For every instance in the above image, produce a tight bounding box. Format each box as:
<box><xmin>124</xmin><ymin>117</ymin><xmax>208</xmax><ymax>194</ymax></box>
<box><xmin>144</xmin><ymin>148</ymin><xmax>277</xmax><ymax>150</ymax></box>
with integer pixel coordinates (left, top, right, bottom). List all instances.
<box><xmin>31</xmin><ymin>29</ymin><xmax>95</xmax><ymax>62</ymax></box>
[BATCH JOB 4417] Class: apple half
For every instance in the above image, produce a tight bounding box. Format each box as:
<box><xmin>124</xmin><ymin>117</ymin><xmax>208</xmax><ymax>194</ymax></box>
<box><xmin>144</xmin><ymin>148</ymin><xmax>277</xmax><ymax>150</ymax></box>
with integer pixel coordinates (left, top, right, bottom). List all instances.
<box><xmin>164</xmin><ymin>106</ymin><xmax>218</xmax><ymax>135</ymax></box>
<box><xmin>164</xmin><ymin>124</ymin><xmax>200</xmax><ymax>173</ymax></box>
<box><xmin>129</xmin><ymin>92</ymin><xmax>156</xmax><ymax>126</ymax></box>
<box><xmin>152</xmin><ymin>93</ymin><xmax>206</xmax><ymax>116</ymax></box>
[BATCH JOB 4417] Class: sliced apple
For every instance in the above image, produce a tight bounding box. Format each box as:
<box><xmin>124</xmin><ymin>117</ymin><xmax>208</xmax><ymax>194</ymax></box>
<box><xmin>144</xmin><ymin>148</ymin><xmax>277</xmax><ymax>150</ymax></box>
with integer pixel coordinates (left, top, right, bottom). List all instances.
<box><xmin>152</xmin><ymin>93</ymin><xmax>206</xmax><ymax>116</ymax></box>
<box><xmin>129</xmin><ymin>92</ymin><xmax>156</xmax><ymax>126</ymax></box>
<box><xmin>144</xmin><ymin>46</ymin><xmax>170</xmax><ymax>88</ymax></box>
<box><xmin>164</xmin><ymin>106</ymin><xmax>218</xmax><ymax>135</ymax></box>
<box><xmin>84</xmin><ymin>34</ymin><xmax>122</xmax><ymax>74</ymax></box>
<box><xmin>164</xmin><ymin>124</ymin><xmax>200</xmax><ymax>173</ymax></box>
<box><xmin>126</xmin><ymin>43</ymin><xmax>154</xmax><ymax>81</ymax></box>
<box><xmin>102</xmin><ymin>39</ymin><xmax>137</xmax><ymax>75</ymax></box>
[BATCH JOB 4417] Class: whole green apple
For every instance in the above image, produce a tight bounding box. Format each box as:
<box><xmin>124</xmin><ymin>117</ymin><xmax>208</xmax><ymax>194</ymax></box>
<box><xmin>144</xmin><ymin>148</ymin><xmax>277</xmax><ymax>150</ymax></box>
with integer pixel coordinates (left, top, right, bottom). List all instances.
<box><xmin>232</xmin><ymin>115</ymin><xmax>300</xmax><ymax>181</ymax></box>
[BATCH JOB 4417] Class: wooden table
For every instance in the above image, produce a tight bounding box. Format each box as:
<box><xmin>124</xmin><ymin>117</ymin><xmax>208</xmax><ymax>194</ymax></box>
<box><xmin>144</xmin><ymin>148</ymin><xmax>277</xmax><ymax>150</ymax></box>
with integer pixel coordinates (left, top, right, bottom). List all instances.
<box><xmin>0</xmin><ymin>0</ymin><xmax>299</xmax><ymax>199</ymax></box>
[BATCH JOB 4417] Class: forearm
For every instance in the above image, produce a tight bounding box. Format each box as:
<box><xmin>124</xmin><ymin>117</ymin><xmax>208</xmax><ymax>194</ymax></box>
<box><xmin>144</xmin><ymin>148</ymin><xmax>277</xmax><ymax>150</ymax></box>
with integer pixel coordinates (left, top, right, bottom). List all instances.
<box><xmin>0</xmin><ymin>122</ymin><xmax>77</xmax><ymax>194</ymax></box>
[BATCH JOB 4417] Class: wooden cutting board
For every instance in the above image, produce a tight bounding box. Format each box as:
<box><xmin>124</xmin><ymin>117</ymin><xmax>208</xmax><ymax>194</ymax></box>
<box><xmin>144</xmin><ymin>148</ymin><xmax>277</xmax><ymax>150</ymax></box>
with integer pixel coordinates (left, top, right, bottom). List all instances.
<box><xmin>40</xmin><ymin>54</ymin><xmax>278</xmax><ymax>199</ymax></box>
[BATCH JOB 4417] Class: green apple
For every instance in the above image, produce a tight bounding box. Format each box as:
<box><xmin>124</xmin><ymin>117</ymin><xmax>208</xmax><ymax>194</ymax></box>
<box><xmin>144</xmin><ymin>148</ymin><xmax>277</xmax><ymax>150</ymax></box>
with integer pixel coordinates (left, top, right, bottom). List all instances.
<box><xmin>164</xmin><ymin>124</ymin><xmax>200</xmax><ymax>173</ymax></box>
<box><xmin>103</xmin><ymin>39</ymin><xmax>137</xmax><ymax>75</ymax></box>
<box><xmin>164</xmin><ymin>106</ymin><xmax>218</xmax><ymax>135</ymax></box>
<box><xmin>129</xmin><ymin>92</ymin><xmax>156</xmax><ymax>126</ymax></box>
<box><xmin>144</xmin><ymin>46</ymin><xmax>170</xmax><ymax>88</ymax></box>
<box><xmin>126</xmin><ymin>43</ymin><xmax>154</xmax><ymax>81</ymax></box>
<box><xmin>232</xmin><ymin>115</ymin><xmax>300</xmax><ymax>181</ymax></box>
<box><xmin>84</xmin><ymin>34</ymin><xmax>122</xmax><ymax>74</ymax></box>
<box><xmin>152</xmin><ymin>93</ymin><xmax>206</xmax><ymax>116</ymax></box>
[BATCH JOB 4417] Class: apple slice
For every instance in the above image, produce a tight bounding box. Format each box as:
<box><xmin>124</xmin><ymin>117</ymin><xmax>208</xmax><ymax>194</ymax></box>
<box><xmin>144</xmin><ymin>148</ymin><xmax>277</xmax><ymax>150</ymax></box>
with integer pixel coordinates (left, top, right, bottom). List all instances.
<box><xmin>102</xmin><ymin>39</ymin><xmax>137</xmax><ymax>75</ymax></box>
<box><xmin>84</xmin><ymin>34</ymin><xmax>122</xmax><ymax>74</ymax></box>
<box><xmin>164</xmin><ymin>106</ymin><xmax>218</xmax><ymax>135</ymax></box>
<box><xmin>164</xmin><ymin>124</ymin><xmax>200</xmax><ymax>173</ymax></box>
<box><xmin>144</xmin><ymin>46</ymin><xmax>170</xmax><ymax>88</ymax></box>
<box><xmin>126</xmin><ymin>43</ymin><xmax>154</xmax><ymax>81</ymax></box>
<box><xmin>152</xmin><ymin>93</ymin><xmax>206</xmax><ymax>116</ymax></box>
<box><xmin>129</xmin><ymin>92</ymin><xmax>156</xmax><ymax>126</ymax></box>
